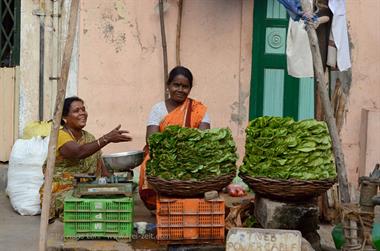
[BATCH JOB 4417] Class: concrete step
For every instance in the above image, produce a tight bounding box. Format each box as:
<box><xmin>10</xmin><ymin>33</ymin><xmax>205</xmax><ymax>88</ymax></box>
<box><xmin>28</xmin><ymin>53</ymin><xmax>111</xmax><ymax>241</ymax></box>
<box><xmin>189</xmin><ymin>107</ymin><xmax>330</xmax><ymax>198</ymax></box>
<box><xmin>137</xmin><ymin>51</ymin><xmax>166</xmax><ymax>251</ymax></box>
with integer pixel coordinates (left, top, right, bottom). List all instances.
<box><xmin>0</xmin><ymin>164</ymin><xmax>8</xmax><ymax>191</ymax></box>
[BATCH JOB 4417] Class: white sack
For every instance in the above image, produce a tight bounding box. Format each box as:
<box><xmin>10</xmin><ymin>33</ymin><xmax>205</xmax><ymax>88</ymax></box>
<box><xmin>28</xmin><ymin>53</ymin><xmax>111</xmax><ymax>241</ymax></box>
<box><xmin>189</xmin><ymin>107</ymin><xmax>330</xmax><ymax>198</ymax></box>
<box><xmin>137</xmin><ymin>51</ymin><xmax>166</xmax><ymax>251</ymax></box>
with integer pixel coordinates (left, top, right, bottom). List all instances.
<box><xmin>6</xmin><ymin>136</ymin><xmax>49</xmax><ymax>215</ymax></box>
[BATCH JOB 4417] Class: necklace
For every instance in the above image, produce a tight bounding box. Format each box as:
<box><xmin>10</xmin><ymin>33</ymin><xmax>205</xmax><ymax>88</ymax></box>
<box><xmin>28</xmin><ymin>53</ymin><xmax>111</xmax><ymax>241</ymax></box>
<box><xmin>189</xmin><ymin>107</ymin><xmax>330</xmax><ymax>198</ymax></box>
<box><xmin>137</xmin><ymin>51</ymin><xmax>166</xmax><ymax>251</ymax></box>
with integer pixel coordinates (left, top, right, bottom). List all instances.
<box><xmin>65</xmin><ymin>126</ymin><xmax>85</xmax><ymax>166</ymax></box>
<box><xmin>65</xmin><ymin>126</ymin><xmax>83</xmax><ymax>142</ymax></box>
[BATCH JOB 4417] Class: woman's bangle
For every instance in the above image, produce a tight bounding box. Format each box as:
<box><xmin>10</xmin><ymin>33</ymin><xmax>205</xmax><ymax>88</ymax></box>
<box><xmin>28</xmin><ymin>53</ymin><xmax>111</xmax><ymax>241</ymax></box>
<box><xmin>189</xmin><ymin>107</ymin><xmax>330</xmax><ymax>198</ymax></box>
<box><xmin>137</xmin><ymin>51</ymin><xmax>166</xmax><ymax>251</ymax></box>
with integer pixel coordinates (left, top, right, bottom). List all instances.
<box><xmin>97</xmin><ymin>139</ymin><xmax>101</xmax><ymax>147</ymax></box>
<box><xmin>102</xmin><ymin>136</ymin><xmax>108</xmax><ymax>144</ymax></box>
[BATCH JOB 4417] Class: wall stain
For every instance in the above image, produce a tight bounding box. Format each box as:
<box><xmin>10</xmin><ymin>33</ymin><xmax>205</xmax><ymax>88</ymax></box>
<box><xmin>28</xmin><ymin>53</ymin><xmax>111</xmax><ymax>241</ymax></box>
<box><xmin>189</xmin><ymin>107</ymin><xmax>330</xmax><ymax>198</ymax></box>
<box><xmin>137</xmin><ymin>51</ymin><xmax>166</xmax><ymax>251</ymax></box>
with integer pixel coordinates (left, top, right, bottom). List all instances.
<box><xmin>347</xmin><ymin>21</ymin><xmax>355</xmax><ymax>50</ymax></box>
<box><xmin>114</xmin><ymin>0</ymin><xmax>128</xmax><ymax>20</ymax></box>
<box><xmin>130</xmin><ymin>18</ymin><xmax>156</xmax><ymax>55</ymax></box>
<box><xmin>98</xmin><ymin>6</ymin><xmax>127</xmax><ymax>53</ymax></box>
<box><xmin>133</xmin><ymin>18</ymin><xmax>146</xmax><ymax>52</ymax></box>
<box><xmin>230</xmin><ymin>90</ymin><xmax>249</xmax><ymax>128</ymax></box>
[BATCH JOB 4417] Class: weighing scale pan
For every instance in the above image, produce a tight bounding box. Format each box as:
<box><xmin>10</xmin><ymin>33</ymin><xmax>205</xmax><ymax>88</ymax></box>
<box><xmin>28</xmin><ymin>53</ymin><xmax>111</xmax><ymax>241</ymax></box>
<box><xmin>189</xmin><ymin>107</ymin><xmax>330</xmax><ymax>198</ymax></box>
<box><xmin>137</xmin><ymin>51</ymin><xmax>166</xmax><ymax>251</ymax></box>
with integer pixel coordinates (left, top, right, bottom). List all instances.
<box><xmin>102</xmin><ymin>150</ymin><xmax>144</xmax><ymax>172</ymax></box>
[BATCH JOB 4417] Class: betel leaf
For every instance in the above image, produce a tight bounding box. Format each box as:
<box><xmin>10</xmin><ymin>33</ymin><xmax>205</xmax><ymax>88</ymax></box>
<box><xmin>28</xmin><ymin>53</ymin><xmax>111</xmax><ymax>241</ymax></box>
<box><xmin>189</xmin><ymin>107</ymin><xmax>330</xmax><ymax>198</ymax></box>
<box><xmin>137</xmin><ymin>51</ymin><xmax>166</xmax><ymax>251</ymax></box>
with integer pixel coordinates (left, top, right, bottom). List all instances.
<box><xmin>146</xmin><ymin>125</ymin><xmax>238</xmax><ymax>181</ymax></box>
<box><xmin>240</xmin><ymin>116</ymin><xmax>337</xmax><ymax>180</ymax></box>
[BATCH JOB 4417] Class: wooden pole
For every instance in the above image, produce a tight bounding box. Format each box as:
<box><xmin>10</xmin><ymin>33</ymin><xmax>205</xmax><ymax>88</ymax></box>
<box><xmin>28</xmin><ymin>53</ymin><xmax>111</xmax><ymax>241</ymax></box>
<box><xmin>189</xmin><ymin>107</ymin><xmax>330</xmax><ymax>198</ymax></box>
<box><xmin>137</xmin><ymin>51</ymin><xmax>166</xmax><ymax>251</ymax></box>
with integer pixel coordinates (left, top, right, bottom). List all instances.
<box><xmin>314</xmin><ymin>0</ymin><xmax>332</xmax><ymax>121</ymax></box>
<box><xmin>299</xmin><ymin>0</ymin><xmax>350</xmax><ymax>203</ymax></box>
<box><xmin>38</xmin><ymin>0</ymin><xmax>79</xmax><ymax>250</ymax></box>
<box><xmin>159</xmin><ymin>0</ymin><xmax>169</xmax><ymax>99</ymax></box>
<box><xmin>175</xmin><ymin>0</ymin><xmax>183</xmax><ymax>66</ymax></box>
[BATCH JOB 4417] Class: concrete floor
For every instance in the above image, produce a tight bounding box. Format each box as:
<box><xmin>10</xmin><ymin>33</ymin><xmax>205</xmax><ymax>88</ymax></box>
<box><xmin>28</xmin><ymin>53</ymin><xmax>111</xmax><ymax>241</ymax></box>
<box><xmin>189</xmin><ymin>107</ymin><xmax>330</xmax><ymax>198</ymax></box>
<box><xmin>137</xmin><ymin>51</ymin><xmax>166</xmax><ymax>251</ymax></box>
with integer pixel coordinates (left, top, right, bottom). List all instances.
<box><xmin>0</xmin><ymin>181</ymin><xmax>166</xmax><ymax>251</ymax></box>
<box><xmin>0</xmin><ymin>191</ymin><xmax>41</xmax><ymax>251</ymax></box>
<box><xmin>0</xmin><ymin>163</ymin><xmax>337</xmax><ymax>251</ymax></box>
<box><xmin>46</xmin><ymin>192</ymin><xmax>163</xmax><ymax>251</ymax></box>
<box><xmin>0</xmin><ymin>163</ymin><xmax>223</xmax><ymax>251</ymax></box>
<box><xmin>0</xmin><ymin>163</ymin><xmax>41</xmax><ymax>251</ymax></box>
<box><xmin>0</xmin><ymin>189</ymin><xmax>172</xmax><ymax>251</ymax></box>
<box><xmin>0</xmin><ymin>169</ymin><xmax>163</xmax><ymax>251</ymax></box>
<box><xmin>0</xmin><ymin>163</ymin><xmax>161</xmax><ymax>251</ymax></box>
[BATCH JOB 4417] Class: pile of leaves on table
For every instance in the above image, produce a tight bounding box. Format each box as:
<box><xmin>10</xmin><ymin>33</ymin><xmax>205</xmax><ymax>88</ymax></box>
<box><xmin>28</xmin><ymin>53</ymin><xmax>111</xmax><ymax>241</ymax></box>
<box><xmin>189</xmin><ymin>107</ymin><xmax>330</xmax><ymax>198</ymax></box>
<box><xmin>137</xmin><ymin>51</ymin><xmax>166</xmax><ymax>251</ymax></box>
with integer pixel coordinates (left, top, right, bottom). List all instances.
<box><xmin>240</xmin><ymin>116</ymin><xmax>337</xmax><ymax>180</ymax></box>
<box><xmin>147</xmin><ymin>125</ymin><xmax>238</xmax><ymax>181</ymax></box>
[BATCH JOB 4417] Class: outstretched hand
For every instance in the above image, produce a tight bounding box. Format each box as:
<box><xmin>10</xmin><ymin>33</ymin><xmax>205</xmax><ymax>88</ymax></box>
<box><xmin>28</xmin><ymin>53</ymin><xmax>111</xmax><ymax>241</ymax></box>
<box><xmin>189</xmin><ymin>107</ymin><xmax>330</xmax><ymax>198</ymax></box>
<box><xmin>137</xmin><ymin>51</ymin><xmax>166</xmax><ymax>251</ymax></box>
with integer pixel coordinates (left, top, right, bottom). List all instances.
<box><xmin>104</xmin><ymin>124</ymin><xmax>132</xmax><ymax>143</ymax></box>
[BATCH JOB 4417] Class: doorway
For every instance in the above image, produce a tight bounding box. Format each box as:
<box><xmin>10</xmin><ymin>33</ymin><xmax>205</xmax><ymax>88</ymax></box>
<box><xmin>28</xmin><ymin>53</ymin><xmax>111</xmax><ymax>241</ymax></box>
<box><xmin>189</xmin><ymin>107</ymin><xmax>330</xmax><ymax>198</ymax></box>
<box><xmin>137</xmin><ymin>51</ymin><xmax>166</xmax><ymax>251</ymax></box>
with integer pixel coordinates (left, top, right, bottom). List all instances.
<box><xmin>249</xmin><ymin>0</ymin><xmax>314</xmax><ymax>121</ymax></box>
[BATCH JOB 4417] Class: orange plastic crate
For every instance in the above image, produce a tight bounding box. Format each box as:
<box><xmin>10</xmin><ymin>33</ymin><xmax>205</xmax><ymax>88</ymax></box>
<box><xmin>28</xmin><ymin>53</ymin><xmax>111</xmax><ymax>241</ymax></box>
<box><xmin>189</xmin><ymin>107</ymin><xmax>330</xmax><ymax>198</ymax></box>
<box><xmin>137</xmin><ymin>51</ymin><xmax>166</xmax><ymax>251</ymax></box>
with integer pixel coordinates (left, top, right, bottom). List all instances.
<box><xmin>156</xmin><ymin>196</ymin><xmax>225</xmax><ymax>244</ymax></box>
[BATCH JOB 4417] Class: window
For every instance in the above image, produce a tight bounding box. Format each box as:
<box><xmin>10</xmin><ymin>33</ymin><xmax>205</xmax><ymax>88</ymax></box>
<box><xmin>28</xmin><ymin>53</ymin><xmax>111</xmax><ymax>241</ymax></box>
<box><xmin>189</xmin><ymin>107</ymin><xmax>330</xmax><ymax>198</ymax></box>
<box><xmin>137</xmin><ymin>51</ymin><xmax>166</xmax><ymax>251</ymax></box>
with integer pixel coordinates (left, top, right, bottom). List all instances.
<box><xmin>1</xmin><ymin>0</ymin><xmax>20</xmax><ymax>67</ymax></box>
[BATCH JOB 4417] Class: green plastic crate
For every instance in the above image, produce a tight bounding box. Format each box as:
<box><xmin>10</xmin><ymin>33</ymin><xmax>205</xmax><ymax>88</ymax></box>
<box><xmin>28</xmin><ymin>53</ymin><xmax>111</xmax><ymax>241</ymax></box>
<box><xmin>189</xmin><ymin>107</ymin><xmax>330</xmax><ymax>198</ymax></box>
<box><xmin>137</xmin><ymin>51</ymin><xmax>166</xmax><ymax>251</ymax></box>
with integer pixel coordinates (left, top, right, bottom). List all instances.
<box><xmin>64</xmin><ymin>193</ymin><xmax>133</xmax><ymax>240</ymax></box>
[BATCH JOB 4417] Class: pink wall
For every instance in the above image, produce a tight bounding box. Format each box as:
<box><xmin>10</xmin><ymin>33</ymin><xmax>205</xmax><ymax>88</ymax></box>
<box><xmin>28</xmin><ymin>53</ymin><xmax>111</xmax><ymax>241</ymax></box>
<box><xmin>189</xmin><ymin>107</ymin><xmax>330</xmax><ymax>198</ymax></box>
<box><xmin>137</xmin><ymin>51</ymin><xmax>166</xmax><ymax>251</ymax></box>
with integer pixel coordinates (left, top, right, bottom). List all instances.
<box><xmin>77</xmin><ymin>0</ymin><xmax>253</xmax><ymax>159</ymax></box>
<box><xmin>76</xmin><ymin>0</ymin><xmax>380</xmax><ymax>186</ymax></box>
<box><xmin>341</xmin><ymin>0</ymin><xmax>380</xmax><ymax>185</ymax></box>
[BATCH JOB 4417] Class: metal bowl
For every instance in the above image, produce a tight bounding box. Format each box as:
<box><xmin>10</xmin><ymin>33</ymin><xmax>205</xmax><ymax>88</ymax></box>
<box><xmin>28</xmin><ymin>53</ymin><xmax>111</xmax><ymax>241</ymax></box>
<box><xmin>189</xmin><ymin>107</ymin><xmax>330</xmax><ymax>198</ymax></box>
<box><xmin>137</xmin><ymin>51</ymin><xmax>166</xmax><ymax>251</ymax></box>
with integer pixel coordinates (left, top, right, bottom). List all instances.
<box><xmin>102</xmin><ymin>150</ymin><xmax>144</xmax><ymax>172</ymax></box>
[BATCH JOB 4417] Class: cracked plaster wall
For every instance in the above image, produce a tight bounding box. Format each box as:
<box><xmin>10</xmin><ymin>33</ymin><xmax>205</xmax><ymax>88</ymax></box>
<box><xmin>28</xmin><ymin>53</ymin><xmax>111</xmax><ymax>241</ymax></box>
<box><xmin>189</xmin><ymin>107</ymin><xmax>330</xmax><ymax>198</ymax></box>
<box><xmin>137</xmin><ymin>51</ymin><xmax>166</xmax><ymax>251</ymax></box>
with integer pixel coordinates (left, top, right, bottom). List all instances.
<box><xmin>341</xmin><ymin>0</ymin><xmax>380</xmax><ymax>184</ymax></box>
<box><xmin>10</xmin><ymin>0</ymin><xmax>380</xmax><ymax>184</ymax></box>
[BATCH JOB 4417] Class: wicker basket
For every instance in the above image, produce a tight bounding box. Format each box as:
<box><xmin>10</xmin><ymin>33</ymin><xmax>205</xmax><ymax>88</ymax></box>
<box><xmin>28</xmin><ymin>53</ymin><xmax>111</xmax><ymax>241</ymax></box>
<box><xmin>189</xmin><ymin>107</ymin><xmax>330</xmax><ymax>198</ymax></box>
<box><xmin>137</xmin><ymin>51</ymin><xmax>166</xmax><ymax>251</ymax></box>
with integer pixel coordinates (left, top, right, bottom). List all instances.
<box><xmin>147</xmin><ymin>173</ymin><xmax>235</xmax><ymax>197</ymax></box>
<box><xmin>239</xmin><ymin>173</ymin><xmax>336</xmax><ymax>202</ymax></box>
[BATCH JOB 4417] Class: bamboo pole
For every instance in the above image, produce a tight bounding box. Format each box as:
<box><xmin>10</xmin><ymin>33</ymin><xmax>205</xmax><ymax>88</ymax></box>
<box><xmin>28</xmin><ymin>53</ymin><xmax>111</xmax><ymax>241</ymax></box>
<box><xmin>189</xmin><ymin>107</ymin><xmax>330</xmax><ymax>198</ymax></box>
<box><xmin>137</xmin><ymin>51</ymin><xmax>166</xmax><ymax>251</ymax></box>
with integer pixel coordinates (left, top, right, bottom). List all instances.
<box><xmin>299</xmin><ymin>0</ymin><xmax>350</xmax><ymax>203</ymax></box>
<box><xmin>38</xmin><ymin>0</ymin><xmax>79</xmax><ymax>250</ymax></box>
<box><xmin>159</xmin><ymin>0</ymin><xmax>169</xmax><ymax>99</ymax></box>
<box><xmin>175</xmin><ymin>0</ymin><xmax>183</xmax><ymax>66</ymax></box>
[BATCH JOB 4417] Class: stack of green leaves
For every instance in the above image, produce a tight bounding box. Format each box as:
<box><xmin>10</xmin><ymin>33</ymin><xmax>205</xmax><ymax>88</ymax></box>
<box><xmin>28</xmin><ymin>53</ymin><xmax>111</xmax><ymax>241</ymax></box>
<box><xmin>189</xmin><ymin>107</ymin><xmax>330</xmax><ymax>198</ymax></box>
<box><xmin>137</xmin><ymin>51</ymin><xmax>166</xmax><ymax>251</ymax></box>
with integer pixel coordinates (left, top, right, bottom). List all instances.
<box><xmin>147</xmin><ymin>125</ymin><xmax>238</xmax><ymax>181</ymax></box>
<box><xmin>240</xmin><ymin>116</ymin><xmax>337</xmax><ymax>180</ymax></box>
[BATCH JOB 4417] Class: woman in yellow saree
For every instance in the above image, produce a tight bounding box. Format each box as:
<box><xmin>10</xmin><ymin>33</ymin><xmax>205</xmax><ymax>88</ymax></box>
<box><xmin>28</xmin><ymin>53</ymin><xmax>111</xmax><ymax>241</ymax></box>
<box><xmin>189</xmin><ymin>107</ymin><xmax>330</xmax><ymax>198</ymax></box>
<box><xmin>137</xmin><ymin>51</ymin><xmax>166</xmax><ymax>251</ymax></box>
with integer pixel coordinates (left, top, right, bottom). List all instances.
<box><xmin>40</xmin><ymin>96</ymin><xmax>132</xmax><ymax>221</ymax></box>
<box><xmin>139</xmin><ymin>66</ymin><xmax>211</xmax><ymax>210</ymax></box>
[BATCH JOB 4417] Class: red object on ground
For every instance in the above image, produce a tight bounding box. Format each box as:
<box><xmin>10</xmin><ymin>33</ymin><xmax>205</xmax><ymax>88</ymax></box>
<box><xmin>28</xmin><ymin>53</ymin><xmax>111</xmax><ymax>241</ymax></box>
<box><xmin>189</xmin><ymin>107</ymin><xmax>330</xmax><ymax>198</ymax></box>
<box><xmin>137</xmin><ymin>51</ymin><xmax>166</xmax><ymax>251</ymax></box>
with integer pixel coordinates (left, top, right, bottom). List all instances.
<box><xmin>226</xmin><ymin>184</ymin><xmax>246</xmax><ymax>197</ymax></box>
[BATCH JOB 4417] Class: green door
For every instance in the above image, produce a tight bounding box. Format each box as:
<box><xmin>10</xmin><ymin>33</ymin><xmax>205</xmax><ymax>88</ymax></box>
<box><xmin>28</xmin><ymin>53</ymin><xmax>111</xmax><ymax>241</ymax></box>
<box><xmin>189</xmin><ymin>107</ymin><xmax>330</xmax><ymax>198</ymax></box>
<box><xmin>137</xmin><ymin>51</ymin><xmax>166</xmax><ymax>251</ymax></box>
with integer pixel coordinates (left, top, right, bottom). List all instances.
<box><xmin>249</xmin><ymin>0</ymin><xmax>314</xmax><ymax>121</ymax></box>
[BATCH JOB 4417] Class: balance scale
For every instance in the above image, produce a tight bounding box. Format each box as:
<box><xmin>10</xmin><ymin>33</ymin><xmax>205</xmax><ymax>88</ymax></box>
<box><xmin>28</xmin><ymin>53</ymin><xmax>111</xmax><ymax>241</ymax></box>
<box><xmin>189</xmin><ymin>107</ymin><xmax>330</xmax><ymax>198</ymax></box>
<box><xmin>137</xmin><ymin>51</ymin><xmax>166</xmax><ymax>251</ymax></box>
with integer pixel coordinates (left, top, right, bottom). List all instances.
<box><xmin>72</xmin><ymin>173</ymin><xmax>134</xmax><ymax>197</ymax></box>
<box><xmin>72</xmin><ymin>150</ymin><xmax>144</xmax><ymax>198</ymax></box>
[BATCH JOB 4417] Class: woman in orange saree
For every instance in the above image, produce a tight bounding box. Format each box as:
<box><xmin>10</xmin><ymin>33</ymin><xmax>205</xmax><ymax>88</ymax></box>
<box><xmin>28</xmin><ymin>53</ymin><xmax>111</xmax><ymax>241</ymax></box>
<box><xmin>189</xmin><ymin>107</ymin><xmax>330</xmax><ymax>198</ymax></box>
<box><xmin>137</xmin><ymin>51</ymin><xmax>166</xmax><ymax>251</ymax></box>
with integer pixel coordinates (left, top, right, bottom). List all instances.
<box><xmin>139</xmin><ymin>66</ymin><xmax>211</xmax><ymax>210</ymax></box>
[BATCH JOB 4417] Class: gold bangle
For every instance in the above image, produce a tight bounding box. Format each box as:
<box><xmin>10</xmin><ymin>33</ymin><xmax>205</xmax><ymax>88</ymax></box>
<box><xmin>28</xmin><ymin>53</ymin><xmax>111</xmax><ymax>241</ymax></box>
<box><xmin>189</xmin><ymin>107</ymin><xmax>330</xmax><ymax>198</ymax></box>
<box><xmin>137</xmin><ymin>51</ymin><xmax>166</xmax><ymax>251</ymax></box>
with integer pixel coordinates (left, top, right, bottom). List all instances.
<box><xmin>97</xmin><ymin>139</ymin><xmax>101</xmax><ymax>147</ymax></box>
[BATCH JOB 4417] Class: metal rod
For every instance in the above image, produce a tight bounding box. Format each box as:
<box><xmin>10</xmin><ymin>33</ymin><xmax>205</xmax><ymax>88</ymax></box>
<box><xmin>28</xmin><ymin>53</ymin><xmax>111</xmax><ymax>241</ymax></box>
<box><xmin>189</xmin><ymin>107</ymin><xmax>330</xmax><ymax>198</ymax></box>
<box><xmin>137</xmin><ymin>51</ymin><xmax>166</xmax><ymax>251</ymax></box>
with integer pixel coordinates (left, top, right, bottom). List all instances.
<box><xmin>159</xmin><ymin>0</ymin><xmax>169</xmax><ymax>99</ymax></box>
<box><xmin>175</xmin><ymin>0</ymin><xmax>183</xmax><ymax>66</ymax></box>
<box><xmin>39</xmin><ymin>17</ymin><xmax>45</xmax><ymax>121</ymax></box>
<box><xmin>50</xmin><ymin>0</ymin><xmax>61</xmax><ymax>116</ymax></box>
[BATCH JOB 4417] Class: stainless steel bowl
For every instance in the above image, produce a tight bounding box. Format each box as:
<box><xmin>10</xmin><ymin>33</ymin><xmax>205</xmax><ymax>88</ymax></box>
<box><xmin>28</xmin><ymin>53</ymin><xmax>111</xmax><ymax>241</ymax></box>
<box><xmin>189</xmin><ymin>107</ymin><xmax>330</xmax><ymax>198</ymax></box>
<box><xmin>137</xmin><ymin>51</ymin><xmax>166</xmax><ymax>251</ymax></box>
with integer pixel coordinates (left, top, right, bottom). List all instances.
<box><xmin>102</xmin><ymin>150</ymin><xmax>144</xmax><ymax>172</ymax></box>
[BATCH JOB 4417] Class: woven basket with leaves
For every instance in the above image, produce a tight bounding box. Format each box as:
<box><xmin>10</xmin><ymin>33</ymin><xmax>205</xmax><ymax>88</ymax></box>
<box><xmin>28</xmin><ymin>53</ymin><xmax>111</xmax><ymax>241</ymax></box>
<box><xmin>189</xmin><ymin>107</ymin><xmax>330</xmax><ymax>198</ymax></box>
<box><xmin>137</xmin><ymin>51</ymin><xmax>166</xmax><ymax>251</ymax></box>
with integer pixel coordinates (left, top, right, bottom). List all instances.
<box><xmin>147</xmin><ymin>173</ymin><xmax>235</xmax><ymax>197</ymax></box>
<box><xmin>239</xmin><ymin>173</ymin><xmax>336</xmax><ymax>201</ymax></box>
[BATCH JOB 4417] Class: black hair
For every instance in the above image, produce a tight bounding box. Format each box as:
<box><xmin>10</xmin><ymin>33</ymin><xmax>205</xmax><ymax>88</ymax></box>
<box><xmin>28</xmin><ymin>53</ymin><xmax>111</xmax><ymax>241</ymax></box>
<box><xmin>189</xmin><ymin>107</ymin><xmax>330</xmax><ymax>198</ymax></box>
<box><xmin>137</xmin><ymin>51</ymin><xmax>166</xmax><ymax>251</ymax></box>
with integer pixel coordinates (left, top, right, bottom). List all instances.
<box><xmin>167</xmin><ymin>66</ymin><xmax>193</xmax><ymax>88</ymax></box>
<box><xmin>61</xmin><ymin>96</ymin><xmax>84</xmax><ymax>125</ymax></box>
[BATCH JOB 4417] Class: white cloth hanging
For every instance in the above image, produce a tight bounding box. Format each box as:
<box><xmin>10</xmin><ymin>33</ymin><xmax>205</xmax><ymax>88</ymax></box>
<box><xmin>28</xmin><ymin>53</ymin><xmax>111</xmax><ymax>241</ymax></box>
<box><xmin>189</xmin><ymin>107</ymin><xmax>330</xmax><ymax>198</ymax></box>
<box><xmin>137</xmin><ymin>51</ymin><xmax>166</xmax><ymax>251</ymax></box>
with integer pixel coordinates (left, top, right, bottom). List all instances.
<box><xmin>286</xmin><ymin>18</ymin><xmax>314</xmax><ymax>78</ymax></box>
<box><xmin>328</xmin><ymin>0</ymin><xmax>351</xmax><ymax>71</ymax></box>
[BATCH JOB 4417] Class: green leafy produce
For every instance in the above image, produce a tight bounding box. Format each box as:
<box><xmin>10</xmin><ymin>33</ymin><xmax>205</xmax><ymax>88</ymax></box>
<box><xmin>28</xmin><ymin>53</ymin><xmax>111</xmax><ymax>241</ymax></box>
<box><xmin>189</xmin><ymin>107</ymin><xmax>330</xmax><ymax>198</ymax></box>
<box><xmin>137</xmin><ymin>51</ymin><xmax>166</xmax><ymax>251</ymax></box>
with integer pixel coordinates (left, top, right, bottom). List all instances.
<box><xmin>240</xmin><ymin>116</ymin><xmax>337</xmax><ymax>180</ymax></box>
<box><xmin>244</xmin><ymin>215</ymin><xmax>257</xmax><ymax>228</ymax></box>
<box><xmin>147</xmin><ymin>125</ymin><xmax>238</xmax><ymax>180</ymax></box>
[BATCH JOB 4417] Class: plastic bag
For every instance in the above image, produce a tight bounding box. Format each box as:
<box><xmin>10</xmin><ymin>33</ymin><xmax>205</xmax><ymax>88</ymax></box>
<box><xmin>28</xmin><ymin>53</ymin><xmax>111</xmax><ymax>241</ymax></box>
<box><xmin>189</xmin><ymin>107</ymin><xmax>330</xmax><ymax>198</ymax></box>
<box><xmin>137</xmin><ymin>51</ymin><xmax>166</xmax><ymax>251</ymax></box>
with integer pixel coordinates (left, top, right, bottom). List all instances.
<box><xmin>227</xmin><ymin>184</ymin><xmax>246</xmax><ymax>197</ymax></box>
<box><xmin>6</xmin><ymin>136</ymin><xmax>49</xmax><ymax>215</ymax></box>
<box><xmin>231</xmin><ymin>175</ymin><xmax>249</xmax><ymax>192</ymax></box>
<box><xmin>22</xmin><ymin>120</ymin><xmax>52</xmax><ymax>139</ymax></box>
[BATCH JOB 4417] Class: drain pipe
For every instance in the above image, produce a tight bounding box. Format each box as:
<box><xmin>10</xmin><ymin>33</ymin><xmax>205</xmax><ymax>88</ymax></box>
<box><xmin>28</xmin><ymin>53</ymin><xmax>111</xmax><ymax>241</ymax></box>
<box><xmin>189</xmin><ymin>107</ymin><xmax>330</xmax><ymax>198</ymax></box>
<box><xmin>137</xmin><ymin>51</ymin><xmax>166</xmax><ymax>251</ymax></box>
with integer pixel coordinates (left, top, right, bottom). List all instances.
<box><xmin>33</xmin><ymin>0</ymin><xmax>46</xmax><ymax>121</ymax></box>
<box><xmin>49</xmin><ymin>0</ymin><xmax>61</xmax><ymax>115</ymax></box>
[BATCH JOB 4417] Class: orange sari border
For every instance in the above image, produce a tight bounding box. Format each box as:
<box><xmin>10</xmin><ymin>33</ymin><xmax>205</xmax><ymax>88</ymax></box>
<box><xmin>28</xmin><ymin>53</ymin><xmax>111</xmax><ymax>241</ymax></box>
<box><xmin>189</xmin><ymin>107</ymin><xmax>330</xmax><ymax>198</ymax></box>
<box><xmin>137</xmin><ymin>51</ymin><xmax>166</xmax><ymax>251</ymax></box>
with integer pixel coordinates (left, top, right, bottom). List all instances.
<box><xmin>159</xmin><ymin>98</ymin><xmax>207</xmax><ymax>130</ymax></box>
